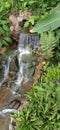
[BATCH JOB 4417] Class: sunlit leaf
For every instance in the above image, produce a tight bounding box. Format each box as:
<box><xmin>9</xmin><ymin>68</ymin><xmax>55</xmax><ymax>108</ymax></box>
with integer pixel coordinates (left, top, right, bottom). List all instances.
<box><xmin>33</xmin><ymin>10</ymin><xmax>60</xmax><ymax>33</ymax></box>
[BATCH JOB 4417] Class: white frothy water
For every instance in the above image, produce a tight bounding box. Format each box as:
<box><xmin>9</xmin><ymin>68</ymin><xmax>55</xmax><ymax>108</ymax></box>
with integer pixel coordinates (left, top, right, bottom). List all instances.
<box><xmin>0</xmin><ymin>57</ymin><xmax>12</xmax><ymax>87</ymax></box>
<box><xmin>15</xmin><ymin>48</ymin><xmax>32</xmax><ymax>86</ymax></box>
<box><xmin>0</xmin><ymin>109</ymin><xmax>15</xmax><ymax>117</ymax></box>
<box><xmin>0</xmin><ymin>33</ymin><xmax>40</xmax><ymax>89</ymax></box>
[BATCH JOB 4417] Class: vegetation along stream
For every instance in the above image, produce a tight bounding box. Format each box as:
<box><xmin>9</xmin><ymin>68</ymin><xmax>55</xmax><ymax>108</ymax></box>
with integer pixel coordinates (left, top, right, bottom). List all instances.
<box><xmin>0</xmin><ymin>0</ymin><xmax>60</xmax><ymax>130</ymax></box>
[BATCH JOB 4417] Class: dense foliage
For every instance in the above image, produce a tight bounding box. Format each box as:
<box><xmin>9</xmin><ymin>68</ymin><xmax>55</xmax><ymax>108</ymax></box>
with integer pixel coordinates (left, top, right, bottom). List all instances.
<box><xmin>0</xmin><ymin>0</ymin><xmax>12</xmax><ymax>49</ymax></box>
<box><xmin>40</xmin><ymin>31</ymin><xmax>56</xmax><ymax>59</ymax></box>
<box><xmin>0</xmin><ymin>20</ymin><xmax>12</xmax><ymax>48</ymax></box>
<box><xmin>12</xmin><ymin>63</ymin><xmax>60</xmax><ymax>130</ymax></box>
<box><xmin>10</xmin><ymin>0</ymin><xmax>60</xmax><ymax>15</ymax></box>
<box><xmin>0</xmin><ymin>1</ymin><xmax>60</xmax><ymax>129</ymax></box>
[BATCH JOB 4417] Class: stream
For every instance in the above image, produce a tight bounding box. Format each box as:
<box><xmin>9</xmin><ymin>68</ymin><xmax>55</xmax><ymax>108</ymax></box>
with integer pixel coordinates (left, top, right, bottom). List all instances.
<box><xmin>0</xmin><ymin>33</ymin><xmax>40</xmax><ymax>130</ymax></box>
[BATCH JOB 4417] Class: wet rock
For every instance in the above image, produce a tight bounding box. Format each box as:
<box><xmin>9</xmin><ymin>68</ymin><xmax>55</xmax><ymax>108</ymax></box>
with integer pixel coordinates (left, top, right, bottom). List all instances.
<box><xmin>0</xmin><ymin>115</ymin><xmax>10</xmax><ymax>130</ymax></box>
<box><xmin>10</xmin><ymin>31</ymin><xmax>19</xmax><ymax>42</ymax></box>
<box><xmin>28</xmin><ymin>24</ymin><xmax>34</xmax><ymax>33</ymax></box>
<box><xmin>23</xmin><ymin>81</ymin><xmax>33</xmax><ymax>92</ymax></box>
<box><xmin>10</xmin><ymin>26</ymin><xmax>14</xmax><ymax>32</ymax></box>
<box><xmin>0</xmin><ymin>87</ymin><xmax>21</xmax><ymax>130</ymax></box>
<box><xmin>10</xmin><ymin>42</ymin><xmax>17</xmax><ymax>50</ymax></box>
<box><xmin>9</xmin><ymin>15</ymin><xmax>22</xmax><ymax>38</ymax></box>
<box><xmin>0</xmin><ymin>64</ymin><xmax>4</xmax><ymax>77</ymax></box>
<box><xmin>19</xmin><ymin>97</ymin><xmax>28</xmax><ymax>110</ymax></box>
<box><xmin>0</xmin><ymin>47</ymin><xmax>7</xmax><ymax>54</ymax></box>
<box><xmin>9</xmin><ymin>58</ymin><xmax>18</xmax><ymax>72</ymax></box>
<box><xmin>9</xmin><ymin>15</ymin><xmax>18</xmax><ymax>27</ymax></box>
<box><xmin>35</xmin><ymin>56</ymin><xmax>44</xmax><ymax>80</ymax></box>
<box><xmin>19</xmin><ymin>33</ymin><xmax>40</xmax><ymax>50</ymax></box>
<box><xmin>9</xmin><ymin>121</ymin><xmax>15</xmax><ymax>130</ymax></box>
<box><xmin>0</xmin><ymin>87</ymin><xmax>21</xmax><ymax>110</ymax></box>
<box><xmin>17</xmin><ymin>11</ymin><xmax>31</xmax><ymax>22</ymax></box>
<box><xmin>9</xmin><ymin>99</ymin><xmax>20</xmax><ymax>109</ymax></box>
<box><xmin>9</xmin><ymin>71</ymin><xmax>16</xmax><ymax>78</ymax></box>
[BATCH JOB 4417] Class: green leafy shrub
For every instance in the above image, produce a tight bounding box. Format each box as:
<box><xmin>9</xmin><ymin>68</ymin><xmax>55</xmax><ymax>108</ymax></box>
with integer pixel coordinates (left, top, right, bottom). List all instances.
<box><xmin>0</xmin><ymin>0</ymin><xmax>12</xmax><ymax>49</ymax></box>
<box><xmin>0</xmin><ymin>20</ymin><xmax>12</xmax><ymax>49</ymax></box>
<box><xmin>40</xmin><ymin>31</ymin><xmax>56</xmax><ymax>59</ymax></box>
<box><xmin>12</xmin><ymin>64</ymin><xmax>60</xmax><ymax>130</ymax></box>
<box><xmin>12</xmin><ymin>0</ymin><xmax>59</xmax><ymax>15</ymax></box>
<box><xmin>0</xmin><ymin>0</ymin><xmax>11</xmax><ymax>19</ymax></box>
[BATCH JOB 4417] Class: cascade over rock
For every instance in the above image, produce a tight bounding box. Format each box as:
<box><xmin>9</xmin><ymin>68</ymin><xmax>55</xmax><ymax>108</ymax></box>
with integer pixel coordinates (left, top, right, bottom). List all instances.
<box><xmin>0</xmin><ymin>33</ymin><xmax>40</xmax><ymax>130</ymax></box>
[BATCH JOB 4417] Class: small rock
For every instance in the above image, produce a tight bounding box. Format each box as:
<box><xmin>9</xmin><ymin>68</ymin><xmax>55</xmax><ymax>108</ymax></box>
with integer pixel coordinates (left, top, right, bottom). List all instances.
<box><xmin>17</xmin><ymin>11</ymin><xmax>31</xmax><ymax>21</ymax></box>
<box><xmin>23</xmin><ymin>81</ymin><xmax>33</xmax><ymax>91</ymax></box>
<box><xmin>10</xmin><ymin>26</ymin><xmax>14</xmax><ymax>32</ymax></box>
<box><xmin>0</xmin><ymin>87</ymin><xmax>21</xmax><ymax>110</ymax></box>
<box><xmin>23</xmin><ymin>11</ymin><xmax>31</xmax><ymax>20</ymax></box>
<box><xmin>28</xmin><ymin>24</ymin><xmax>34</xmax><ymax>33</ymax></box>
<box><xmin>35</xmin><ymin>62</ymin><xmax>44</xmax><ymax>80</ymax></box>
<box><xmin>0</xmin><ymin>115</ymin><xmax>10</xmax><ymax>130</ymax></box>
<box><xmin>10</xmin><ymin>31</ymin><xmax>19</xmax><ymax>42</ymax></box>
<box><xmin>0</xmin><ymin>47</ymin><xmax>7</xmax><ymax>54</ymax></box>
<box><xmin>14</xmin><ymin>24</ymin><xmax>21</xmax><ymax>33</ymax></box>
<box><xmin>9</xmin><ymin>71</ymin><xmax>16</xmax><ymax>78</ymax></box>
<box><xmin>9</xmin><ymin>15</ymin><xmax>18</xmax><ymax>27</ymax></box>
<box><xmin>19</xmin><ymin>97</ymin><xmax>28</xmax><ymax>110</ymax></box>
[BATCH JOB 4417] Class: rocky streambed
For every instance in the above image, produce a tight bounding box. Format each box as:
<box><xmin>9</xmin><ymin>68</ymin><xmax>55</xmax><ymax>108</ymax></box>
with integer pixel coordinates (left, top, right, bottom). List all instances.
<box><xmin>0</xmin><ymin>33</ymin><xmax>43</xmax><ymax>130</ymax></box>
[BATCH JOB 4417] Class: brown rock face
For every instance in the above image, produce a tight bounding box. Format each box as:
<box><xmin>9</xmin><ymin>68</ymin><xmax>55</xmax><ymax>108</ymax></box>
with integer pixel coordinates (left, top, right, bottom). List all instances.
<box><xmin>0</xmin><ymin>87</ymin><xmax>21</xmax><ymax>110</ymax></box>
<box><xmin>0</xmin><ymin>87</ymin><xmax>12</xmax><ymax>109</ymax></box>
<box><xmin>0</xmin><ymin>87</ymin><xmax>21</xmax><ymax>130</ymax></box>
<box><xmin>9</xmin><ymin>15</ymin><xmax>18</xmax><ymax>27</ymax></box>
<box><xmin>0</xmin><ymin>115</ymin><xmax>10</xmax><ymax>130</ymax></box>
<box><xmin>23</xmin><ymin>81</ymin><xmax>33</xmax><ymax>92</ymax></box>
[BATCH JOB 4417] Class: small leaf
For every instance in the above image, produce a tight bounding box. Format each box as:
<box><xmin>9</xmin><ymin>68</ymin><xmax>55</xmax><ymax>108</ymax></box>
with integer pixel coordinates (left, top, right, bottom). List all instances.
<box><xmin>24</xmin><ymin>21</ymin><xmax>30</xmax><ymax>27</ymax></box>
<box><xmin>3</xmin><ymin>25</ymin><xmax>9</xmax><ymax>32</ymax></box>
<box><xmin>2</xmin><ymin>40</ymin><xmax>9</xmax><ymax>46</ymax></box>
<box><xmin>0</xmin><ymin>20</ymin><xmax>10</xmax><ymax>25</ymax></box>
<box><xmin>0</xmin><ymin>27</ymin><xmax>5</xmax><ymax>35</ymax></box>
<box><xmin>5</xmin><ymin>37</ymin><xmax>12</xmax><ymax>43</ymax></box>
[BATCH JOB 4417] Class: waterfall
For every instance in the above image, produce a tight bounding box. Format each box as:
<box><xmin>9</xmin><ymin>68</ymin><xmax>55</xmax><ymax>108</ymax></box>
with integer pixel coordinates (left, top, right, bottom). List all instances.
<box><xmin>0</xmin><ymin>33</ymin><xmax>40</xmax><ymax>90</ymax></box>
<box><xmin>0</xmin><ymin>33</ymin><xmax>40</xmax><ymax>123</ymax></box>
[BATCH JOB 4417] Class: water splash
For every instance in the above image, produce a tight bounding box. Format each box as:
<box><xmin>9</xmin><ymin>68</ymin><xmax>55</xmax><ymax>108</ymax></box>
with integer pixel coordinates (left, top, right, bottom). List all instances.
<box><xmin>0</xmin><ymin>50</ymin><xmax>19</xmax><ymax>87</ymax></box>
<box><xmin>14</xmin><ymin>33</ymin><xmax>40</xmax><ymax>88</ymax></box>
<box><xmin>0</xmin><ymin>109</ymin><xmax>15</xmax><ymax>117</ymax></box>
<box><xmin>15</xmin><ymin>48</ymin><xmax>32</xmax><ymax>86</ymax></box>
<box><xmin>0</xmin><ymin>57</ymin><xmax>12</xmax><ymax>87</ymax></box>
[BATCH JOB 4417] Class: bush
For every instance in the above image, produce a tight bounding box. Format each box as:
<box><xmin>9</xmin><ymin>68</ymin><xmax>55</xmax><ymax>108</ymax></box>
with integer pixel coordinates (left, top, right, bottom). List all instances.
<box><xmin>0</xmin><ymin>20</ymin><xmax>12</xmax><ymax>49</ymax></box>
<box><xmin>12</xmin><ymin>64</ymin><xmax>60</xmax><ymax>130</ymax></box>
<box><xmin>0</xmin><ymin>0</ymin><xmax>12</xmax><ymax>49</ymax></box>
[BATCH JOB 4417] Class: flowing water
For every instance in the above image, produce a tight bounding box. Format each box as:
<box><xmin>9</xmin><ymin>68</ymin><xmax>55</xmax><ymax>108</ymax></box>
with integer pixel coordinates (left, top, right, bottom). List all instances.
<box><xmin>0</xmin><ymin>33</ymin><xmax>40</xmax><ymax>130</ymax></box>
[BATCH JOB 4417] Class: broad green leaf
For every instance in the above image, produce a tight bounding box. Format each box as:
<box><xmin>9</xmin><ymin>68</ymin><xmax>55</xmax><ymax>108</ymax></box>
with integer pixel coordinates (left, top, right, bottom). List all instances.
<box><xmin>0</xmin><ymin>20</ymin><xmax>10</xmax><ymax>25</ymax></box>
<box><xmin>5</xmin><ymin>37</ymin><xmax>12</xmax><ymax>43</ymax></box>
<box><xmin>3</xmin><ymin>25</ymin><xmax>9</xmax><ymax>31</ymax></box>
<box><xmin>2</xmin><ymin>40</ymin><xmax>9</xmax><ymax>46</ymax></box>
<box><xmin>33</xmin><ymin>10</ymin><xmax>60</xmax><ymax>33</ymax></box>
